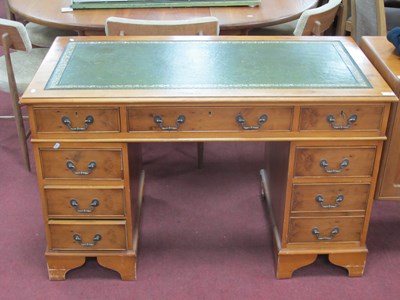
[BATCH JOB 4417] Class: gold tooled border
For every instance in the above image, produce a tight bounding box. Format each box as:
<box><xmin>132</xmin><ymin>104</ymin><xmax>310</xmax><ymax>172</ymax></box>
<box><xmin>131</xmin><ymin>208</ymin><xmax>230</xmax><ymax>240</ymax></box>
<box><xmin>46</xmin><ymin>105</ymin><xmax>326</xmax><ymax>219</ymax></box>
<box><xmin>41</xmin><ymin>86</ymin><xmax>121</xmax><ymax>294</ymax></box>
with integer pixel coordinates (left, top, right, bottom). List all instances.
<box><xmin>45</xmin><ymin>40</ymin><xmax>371</xmax><ymax>90</ymax></box>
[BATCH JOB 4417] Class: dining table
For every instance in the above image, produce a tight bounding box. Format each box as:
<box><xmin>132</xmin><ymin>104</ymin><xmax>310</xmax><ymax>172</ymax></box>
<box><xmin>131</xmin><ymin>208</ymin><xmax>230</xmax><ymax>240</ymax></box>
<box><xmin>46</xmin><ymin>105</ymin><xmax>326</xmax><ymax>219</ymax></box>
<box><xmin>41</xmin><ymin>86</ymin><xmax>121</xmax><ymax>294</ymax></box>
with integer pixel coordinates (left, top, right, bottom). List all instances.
<box><xmin>7</xmin><ymin>0</ymin><xmax>319</xmax><ymax>35</ymax></box>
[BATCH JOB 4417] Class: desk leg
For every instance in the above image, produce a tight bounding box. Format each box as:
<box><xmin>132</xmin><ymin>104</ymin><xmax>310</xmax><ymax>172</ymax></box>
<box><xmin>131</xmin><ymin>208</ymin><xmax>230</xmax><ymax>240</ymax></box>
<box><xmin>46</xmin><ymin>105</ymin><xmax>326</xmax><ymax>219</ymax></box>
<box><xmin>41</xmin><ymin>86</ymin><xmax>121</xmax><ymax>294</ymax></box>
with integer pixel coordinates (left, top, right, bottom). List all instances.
<box><xmin>329</xmin><ymin>251</ymin><xmax>367</xmax><ymax>277</ymax></box>
<box><xmin>275</xmin><ymin>251</ymin><xmax>367</xmax><ymax>278</ymax></box>
<box><xmin>46</xmin><ymin>252</ymin><xmax>137</xmax><ymax>280</ymax></box>
<box><xmin>97</xmin><ymin>253</ymin><xmax>137</xmax><ymax>280</ymax></box>
<box><xmin>46</xmin><ymin>254</ymin><xmax>85</xmax><ymax>280</ymax></box>
<box><xmin>276</xmin><ymin>254</ymin><xmax>318</xmax><ymax>279</ymax></box>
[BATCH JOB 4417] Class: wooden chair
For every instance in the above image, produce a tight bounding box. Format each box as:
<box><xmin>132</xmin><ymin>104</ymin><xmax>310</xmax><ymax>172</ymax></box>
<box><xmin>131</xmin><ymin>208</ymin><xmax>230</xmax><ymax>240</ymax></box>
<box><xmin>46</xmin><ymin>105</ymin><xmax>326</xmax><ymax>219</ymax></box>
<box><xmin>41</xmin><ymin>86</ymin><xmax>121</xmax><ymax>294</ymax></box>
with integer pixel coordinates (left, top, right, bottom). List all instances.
<box><xmin>336</xmin><ymin>0</ymin><xmax>352</xmax><ymax>36</ymax></box>
<box><xmin>249</xmin><ymin>0</ymin><xmax>342</xmax><ymax>36</ymax></box>
<box><xmin>25</xmin><ymin>23</ymin><xmax>78</xmax><ymax>48</ymax></box>
<box><xmin>293</xmin><ymin>0</ymin><xmax>342</xmax><ymax>35</ymax></box>
<box><xmin>105</xmin><ymin>16</ymin><xmax>219</xmax><ymax>36</ymax></box>
<box><xmin>351</xmin><ymin>0</ymin><xmax>387</xmax><ymax>44</ymax></box>
<box><xmin>337</xmin><ymin>0</ymin><xmax>398</xmax><ymax>36</ymax></box>
<box><xmin>0</xmin><ymin>18</ymin><xmax>49</xmax><ymax>171</ymax></box>
<box><xmin>5</xmin><ymin>0</ymin><xmax>77</xmax><ymax>48</ymax></box>
<box><xmin>105</xmin><ymin>16</ymin><xmax>220</xmax><ymax>168</ymax></box>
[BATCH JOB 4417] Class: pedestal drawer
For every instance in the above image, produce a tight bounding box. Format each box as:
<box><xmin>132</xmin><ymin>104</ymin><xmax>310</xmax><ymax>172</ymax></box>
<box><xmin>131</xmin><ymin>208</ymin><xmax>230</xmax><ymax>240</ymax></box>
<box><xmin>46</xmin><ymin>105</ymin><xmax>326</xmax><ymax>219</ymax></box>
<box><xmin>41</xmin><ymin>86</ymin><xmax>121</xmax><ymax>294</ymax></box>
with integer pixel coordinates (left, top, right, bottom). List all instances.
<box><xmin>128</xmin><ymin>107</ymin><xmax>293</xmax><ymax>132</ymax></box>
<box><xmin>294</xmin><ymin>146</ymin><xmax>377</xmax><ymax>178</ymax></box>
<box><xmin>39</xmin><ymin>148</ymin><xmax>124</xmax><ymax>180</ymax></box>
<box><xmin>291</xmin><ymin>183</ymin><xmax>370</xmax><ymax>213</ymax></box>
<box><xmin>45</xmin><ymin>188</ymin><xmax>125</xmax><ymax>217</ymax></box>
<box><xmin>299</xmin><ymin>105</ymin><xmax>385</xmax><ymax>132</ymax></box>
<box><xmin>33</xmin><ymin>107</ymin><xmax>121</xmax><ymax>133</ymax></box>
<box><xmin>287</xmin><ymin>217</ymin><xmax>364</xmax><ymax>243</ymax></box>
<box><xmin>48</xmin><ymin>220</ymin><xmax>127</xmax><ymax>250</ymax></box>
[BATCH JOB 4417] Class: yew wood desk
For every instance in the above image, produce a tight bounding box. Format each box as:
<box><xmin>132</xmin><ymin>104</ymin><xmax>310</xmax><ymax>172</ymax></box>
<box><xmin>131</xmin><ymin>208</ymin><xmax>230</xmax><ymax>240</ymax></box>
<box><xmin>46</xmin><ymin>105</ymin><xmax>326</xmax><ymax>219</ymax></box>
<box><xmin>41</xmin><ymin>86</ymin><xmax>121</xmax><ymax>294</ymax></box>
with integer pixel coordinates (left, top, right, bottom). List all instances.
<box><xmin>21</xmin><ymin>36</ymin><xmax>397</xmax><ymax>280</ymax></box>
<box><xmin>360</xmin><ymin>36</ymin><xmax>400</xmax><ymax>200</ymax></box>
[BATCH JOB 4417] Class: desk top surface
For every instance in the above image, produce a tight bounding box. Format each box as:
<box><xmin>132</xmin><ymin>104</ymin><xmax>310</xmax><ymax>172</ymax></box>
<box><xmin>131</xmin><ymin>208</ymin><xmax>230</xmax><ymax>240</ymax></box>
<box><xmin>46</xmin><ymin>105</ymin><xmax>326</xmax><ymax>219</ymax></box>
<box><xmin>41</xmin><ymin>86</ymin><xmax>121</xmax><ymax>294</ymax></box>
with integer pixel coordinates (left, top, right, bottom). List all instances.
<box><xmin>22</xmin><ymin>36</ymin><xmax>398</xmax><ymax>104</ymax></box>
<box><xmin>45</xmin><ymin>39</ymin><xmax>370</xmax><ymax>90</ymax></box>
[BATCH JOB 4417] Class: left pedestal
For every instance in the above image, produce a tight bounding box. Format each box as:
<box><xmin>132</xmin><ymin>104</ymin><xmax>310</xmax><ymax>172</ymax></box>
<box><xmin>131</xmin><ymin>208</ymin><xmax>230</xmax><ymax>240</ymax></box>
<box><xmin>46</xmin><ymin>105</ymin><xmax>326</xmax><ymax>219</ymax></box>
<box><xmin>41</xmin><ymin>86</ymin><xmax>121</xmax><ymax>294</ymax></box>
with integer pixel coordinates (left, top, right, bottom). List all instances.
<box><xmin>34</xmin><ymin>142</ymin><xmax>144</xmax><ymax>280</ymax></box>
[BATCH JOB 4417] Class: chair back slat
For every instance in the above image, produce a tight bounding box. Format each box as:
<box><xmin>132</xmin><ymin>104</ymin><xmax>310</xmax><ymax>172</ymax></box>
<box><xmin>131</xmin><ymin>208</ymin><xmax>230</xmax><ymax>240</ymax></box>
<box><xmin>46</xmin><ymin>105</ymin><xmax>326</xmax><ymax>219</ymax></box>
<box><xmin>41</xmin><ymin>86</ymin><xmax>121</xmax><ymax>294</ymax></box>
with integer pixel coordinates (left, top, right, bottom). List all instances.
<box><xmin>0</xmin><ymin>18</ymin><xmax>32</xmax><ymax>51</ymax></box>
<box><xmin>294</xmin><ymin>0</ymin><xmax>342</xmax><ymax>36</ymax></box>
<box><xmin>0</xmin><ymin>20</ymin><xmax>33</xmax><ymax>171</ymax></box>
<box><xmin>105</xmin><ymin>17</ymin><xmax>219</xmax><ymax>36</ymax></box>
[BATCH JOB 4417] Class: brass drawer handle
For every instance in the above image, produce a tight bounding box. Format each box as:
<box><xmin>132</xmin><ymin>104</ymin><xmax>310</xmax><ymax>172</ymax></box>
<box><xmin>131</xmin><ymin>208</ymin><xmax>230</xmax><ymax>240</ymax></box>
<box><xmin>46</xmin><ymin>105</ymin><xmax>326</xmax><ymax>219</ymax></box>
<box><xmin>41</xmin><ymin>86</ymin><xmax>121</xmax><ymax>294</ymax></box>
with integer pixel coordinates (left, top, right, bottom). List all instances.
<box><xmin>153</xmin><ymin>115</ymin><xmax>185</xmax><ymax>131</ymax></box>
<box><xmin>236</xmin><ymin>113</ymin><xmax>268</xmax><ymax>130</ymax></box>
<box><xmin>320</xmin><ymin>159</ymin><xmax>349</xmax><ymax>173</ymax></box>
<box><xmin>61</xmin><ymin>115</ymin><xmax>94</xmax><ymax>131</ymax></box>
<box><xmin>66</xmin><ymin>160</ymin><xmax>96</xmax><ymax>175</ymax></box>
<box><xmin>73</xmin><ymin>233</ymin><xmax>102</xmax><ymax>247</ymax></box>
<box><xmin>315</xmin><ymin>194</ymin><xmax>344</xmax><ymax>209</ymax></box>
<box><xmin>69</xmin><ymin>198</ymin><xmax>99</xmax><ymax>213</ymax></box>
<box><xmin>311</xmin><ymin>227</ymin><xmax>339</xmax><ymax>240</ymax></box>
<box><xmin>326</xmin><ymin>114</ymin><xmax>357</xmax><ymax>130</ymax></box>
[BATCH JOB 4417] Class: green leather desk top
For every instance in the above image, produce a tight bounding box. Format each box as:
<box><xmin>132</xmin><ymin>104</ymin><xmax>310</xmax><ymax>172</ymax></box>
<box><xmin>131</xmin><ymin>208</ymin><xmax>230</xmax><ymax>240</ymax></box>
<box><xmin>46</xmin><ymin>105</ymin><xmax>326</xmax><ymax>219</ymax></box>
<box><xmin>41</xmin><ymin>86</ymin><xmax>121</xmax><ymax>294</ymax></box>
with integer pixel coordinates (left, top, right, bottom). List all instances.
<box><xmin>45</xmin><ymin>40</ymin><xmax>371</xmax><ymax>91</ymax></box>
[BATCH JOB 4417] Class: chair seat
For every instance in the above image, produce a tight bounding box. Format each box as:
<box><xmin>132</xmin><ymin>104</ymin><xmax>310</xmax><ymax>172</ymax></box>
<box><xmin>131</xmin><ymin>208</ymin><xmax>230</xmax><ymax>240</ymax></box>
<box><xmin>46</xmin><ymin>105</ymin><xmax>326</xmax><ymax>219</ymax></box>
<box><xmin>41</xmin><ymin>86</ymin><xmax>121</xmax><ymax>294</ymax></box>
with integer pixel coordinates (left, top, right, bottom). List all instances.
<box><xmin>0</xmin><ymin>48</ymin><xmax>48</xmax><ymax>94</ymax></box>
<box><xmin>25</xmin><ymin>22</ymin><xmax>77</xmax><ymax>48</ymax></box>
<box><xmin>249</xmin><ymin>20</ymin><xmax>298</xmax><ymax>36</ymax></box>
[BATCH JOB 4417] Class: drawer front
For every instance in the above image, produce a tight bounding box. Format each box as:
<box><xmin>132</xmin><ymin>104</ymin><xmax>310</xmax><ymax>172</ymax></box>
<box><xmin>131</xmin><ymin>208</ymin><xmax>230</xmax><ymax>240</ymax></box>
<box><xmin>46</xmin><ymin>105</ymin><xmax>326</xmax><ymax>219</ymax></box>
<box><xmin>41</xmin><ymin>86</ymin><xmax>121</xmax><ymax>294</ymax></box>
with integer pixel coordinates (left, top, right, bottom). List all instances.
<box><xmin>291</xmin><ymin>184</ymin><xmax>370</xmax><ymax>212</ymax></box>
<box><xmin>48</xmin><ymin>221</ymin><xmax>127</xmax><ymax>250</ymax></box>
<box><xmin>128</xmin><ymin>107</ymin><xmax>293</xmax><ymax>132</ymax></box>
<box><xmin>45</xmin><ymin>188</ymin><xmax>125</xmax><ymax>217</ymax></box>
<box><xmin>294</xmin><ymin>146</ymin><xmax>377</xmax><ymax>177</ymax></box>
<box><xmin>40</xmin><ymin>148</ymin><xmax>123</xmax><ymax>180</ymax></box>
<box><xmin>34</xmin><ymin>108</ymin><xmax>120</xmax><ymax>133</ymax></box>
<box><xmin>287</xmin><ymin>217</ymin><xmax>364</xmax><ymax>243</ymax></box>
<box><xmin>299</xmin><ymin>105</ymin><xmax>385</xmax><ymax>132</ymax></box>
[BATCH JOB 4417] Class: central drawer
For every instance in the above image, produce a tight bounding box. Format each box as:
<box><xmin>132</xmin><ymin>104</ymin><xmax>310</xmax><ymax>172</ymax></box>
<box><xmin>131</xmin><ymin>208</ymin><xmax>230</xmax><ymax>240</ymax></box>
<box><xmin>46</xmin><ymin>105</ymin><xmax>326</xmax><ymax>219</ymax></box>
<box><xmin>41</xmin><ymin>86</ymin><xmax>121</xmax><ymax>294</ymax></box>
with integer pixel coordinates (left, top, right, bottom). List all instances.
<box><xmin>127</xmin><ymin>107</ymin><xmax>293</xmax><ymax>132</ymax></box>
<box><xmin>48</xmin><ymin>220</ymin><xmax>127</xmax><ymax>251</ymax></box>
